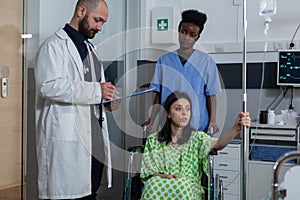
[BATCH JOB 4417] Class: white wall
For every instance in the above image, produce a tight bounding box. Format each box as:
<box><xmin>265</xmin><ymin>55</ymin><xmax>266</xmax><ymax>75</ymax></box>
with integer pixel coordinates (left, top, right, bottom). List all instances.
<box><xmin>27</xmin><ymin>0</ymin><xmax>125</xmax><ymax>62</ymax></box>
<box><xmin>139</xmin><ymin>0</ymin><xmax>300</xmax><ymax>62</ymax></box>
<box><xmin>136</xmin><ymin>0</ymin><xmax>300</xmax><ymax>134</ymax></box>
<box><xmin>29</xmin><ymin>0</ymin><xmax>300</xmax><ymax>63</ymax></box>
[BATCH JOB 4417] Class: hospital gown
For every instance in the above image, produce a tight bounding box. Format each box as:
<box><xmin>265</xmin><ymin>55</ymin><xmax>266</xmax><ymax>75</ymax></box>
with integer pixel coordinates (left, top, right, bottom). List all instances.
<box><xmin>140</xmin><ymin>131</ymin><xmax>212</xmax><ymax>200</ymax></box>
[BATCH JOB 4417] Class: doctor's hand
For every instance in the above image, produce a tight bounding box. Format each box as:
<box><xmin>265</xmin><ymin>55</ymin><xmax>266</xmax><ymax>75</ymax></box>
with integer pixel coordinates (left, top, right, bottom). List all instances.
<box><xmin>100</xmin><ymin>82</ymin><xmax>115</xmax><ymax>100</ymax></box>
<box><xmin>104</xmin><ymin>95</ymin><xmax>122</xmax><ymax>112</ymax></box>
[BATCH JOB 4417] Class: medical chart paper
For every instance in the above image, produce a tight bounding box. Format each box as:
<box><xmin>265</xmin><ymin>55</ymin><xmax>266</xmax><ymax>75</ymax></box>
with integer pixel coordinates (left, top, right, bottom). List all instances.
<box><xmin>100</xmin><ymin>88</ymin><xmax>156</xmax><ymax>104</ymax></box>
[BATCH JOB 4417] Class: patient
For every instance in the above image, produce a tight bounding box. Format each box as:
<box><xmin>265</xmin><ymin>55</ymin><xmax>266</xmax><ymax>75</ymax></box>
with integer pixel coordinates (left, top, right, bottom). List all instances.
<box><xmin>140</xmin><ymin>91</ymin><xmax>250</xmax><ymax>199</ymax></box>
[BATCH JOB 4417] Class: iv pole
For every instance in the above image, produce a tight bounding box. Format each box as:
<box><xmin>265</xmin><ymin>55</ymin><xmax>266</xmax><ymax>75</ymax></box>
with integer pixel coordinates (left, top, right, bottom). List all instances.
<box><xmin>241</xmin><ymin>0</ymin><xmax>249</xmax><ymax>199</ymax></box>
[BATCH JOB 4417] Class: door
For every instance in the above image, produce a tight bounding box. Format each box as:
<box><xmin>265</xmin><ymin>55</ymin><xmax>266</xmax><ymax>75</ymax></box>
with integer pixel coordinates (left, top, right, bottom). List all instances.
<box><xmin>0</xmin><ymin>1</ymin><xmax>25</xmax><ymax>200</ymax></box>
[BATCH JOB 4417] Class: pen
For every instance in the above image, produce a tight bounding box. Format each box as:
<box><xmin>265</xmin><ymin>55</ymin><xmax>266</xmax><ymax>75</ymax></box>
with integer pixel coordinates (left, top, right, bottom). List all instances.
<box><xmin>114</xmin><ymin>90</ymin><xmax>120</xmax><ymax>95</ymax></box>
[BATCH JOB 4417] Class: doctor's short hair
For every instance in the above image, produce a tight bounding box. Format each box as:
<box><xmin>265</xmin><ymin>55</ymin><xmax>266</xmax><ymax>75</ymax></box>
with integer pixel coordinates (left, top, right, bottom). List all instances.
<box><xmin>75</xmin><ymin>0</ymin><xmax>107</xmax><ymax>13</ymax></box>
<box><xmin>178</xmin><ymin>9</ymin><xmax>207</xmax><ymax>35</ymax></box>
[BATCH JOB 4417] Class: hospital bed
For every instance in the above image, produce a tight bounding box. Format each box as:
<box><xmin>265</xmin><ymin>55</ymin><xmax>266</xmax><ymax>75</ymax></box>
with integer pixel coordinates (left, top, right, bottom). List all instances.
<box><xmin>272</xmin><ymin>151</ymin><xmax>300</xmax><ymax>200</ymax></box>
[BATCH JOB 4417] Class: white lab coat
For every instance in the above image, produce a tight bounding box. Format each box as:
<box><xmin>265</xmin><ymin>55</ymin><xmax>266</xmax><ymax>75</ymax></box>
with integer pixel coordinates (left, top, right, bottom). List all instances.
<box><xmin>35</xmin><ymin>29</ymin><xmax>112</xmax><ymax>199</ymax></box>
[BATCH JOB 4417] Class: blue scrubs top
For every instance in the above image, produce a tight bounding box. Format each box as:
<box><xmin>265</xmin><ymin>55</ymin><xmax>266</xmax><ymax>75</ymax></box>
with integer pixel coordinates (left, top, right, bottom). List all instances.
<box><xmin>150</xmin><ymin>49</ymin><xmax>222</xmax><ymax>131</ymax></box>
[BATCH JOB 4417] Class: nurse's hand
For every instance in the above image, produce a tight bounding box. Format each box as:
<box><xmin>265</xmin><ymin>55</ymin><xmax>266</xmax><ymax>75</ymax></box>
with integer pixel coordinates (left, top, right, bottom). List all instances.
<box><xmin>141</xmin><ymin>118</ymin><xmax>153</xmax><ymax>132</ymax></box>
<box><xmin>100</xmin><ymin>82</ymin><xmax>115</xmax><ymax>100</ymax></box>
<box><xmin>208</xmin><ymin>121</ymin><xmax>219</xmax><ymax>134</ymax></box>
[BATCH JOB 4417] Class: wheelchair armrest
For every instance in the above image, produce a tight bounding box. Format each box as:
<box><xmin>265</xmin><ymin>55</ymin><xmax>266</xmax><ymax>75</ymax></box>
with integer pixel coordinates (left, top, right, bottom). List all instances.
<box><xmin>209</xmin><ymin>148</ymin><xmax>218</xmax><ymax>156</ymax></box>
<box><xmin>127</xmin><ymin>145</ymin><xmax>144</xmax><ymax>153</ymax></box>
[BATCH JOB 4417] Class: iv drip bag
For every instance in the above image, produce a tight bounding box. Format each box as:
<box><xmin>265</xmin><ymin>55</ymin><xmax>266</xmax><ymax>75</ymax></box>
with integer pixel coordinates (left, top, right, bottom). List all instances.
<box><xmin>259</xmin><ymin>0</ymin><xmax>277</xmax><ymax>22</ymax></box>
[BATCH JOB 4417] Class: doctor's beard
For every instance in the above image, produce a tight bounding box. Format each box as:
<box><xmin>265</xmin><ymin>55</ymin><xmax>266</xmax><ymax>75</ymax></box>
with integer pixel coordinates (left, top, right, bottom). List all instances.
<box><xmin>78</xmin><ymin>14</ymin><xmax>98</xmax><ymax>39</ymax></box>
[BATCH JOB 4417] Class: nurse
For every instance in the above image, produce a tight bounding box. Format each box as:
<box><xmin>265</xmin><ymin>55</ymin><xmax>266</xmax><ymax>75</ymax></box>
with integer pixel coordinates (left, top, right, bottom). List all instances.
<box><xmin>142</xmin><ymin>10</ymin><xmax>222</xmax><ymax>134</ymax></box>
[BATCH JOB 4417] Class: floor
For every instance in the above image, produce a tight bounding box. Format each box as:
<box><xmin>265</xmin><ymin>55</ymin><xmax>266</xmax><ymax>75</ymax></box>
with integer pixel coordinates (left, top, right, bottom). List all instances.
<box><xmin>0</xmin><ymin>186</ymin><xmax>24</xmax><ymax>200</ymax></box>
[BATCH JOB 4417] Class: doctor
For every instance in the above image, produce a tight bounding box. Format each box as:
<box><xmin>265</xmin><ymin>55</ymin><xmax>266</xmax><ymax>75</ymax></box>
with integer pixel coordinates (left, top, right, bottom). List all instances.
<box><xmin>35</xmin><ymin>0</ymin><xmax>118</xmax><ymax>199</ymax></box>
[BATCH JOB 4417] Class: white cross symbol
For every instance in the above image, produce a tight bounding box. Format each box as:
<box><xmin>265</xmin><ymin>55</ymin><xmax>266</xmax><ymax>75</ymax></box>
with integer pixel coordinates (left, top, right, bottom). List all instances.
<box><xmin>158</xmin><ymin>20</ymin><xmax>167</xmax><ymax>30</ymax></box>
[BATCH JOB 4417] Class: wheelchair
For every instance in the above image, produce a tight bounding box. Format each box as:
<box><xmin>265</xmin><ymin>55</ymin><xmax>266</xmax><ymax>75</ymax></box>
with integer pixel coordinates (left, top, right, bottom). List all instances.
<box><xmin>124</xmin><ymin>127</ymin><xmax>223</xmax><ymax>200</ymax></box>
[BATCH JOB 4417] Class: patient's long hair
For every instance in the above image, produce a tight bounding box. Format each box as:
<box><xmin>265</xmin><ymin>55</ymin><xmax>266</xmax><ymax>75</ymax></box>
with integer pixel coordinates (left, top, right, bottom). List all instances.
<box><xmin>158</xmin><ymin>91</ymin><xmax>195</xmax><ymax>145</ymax></box>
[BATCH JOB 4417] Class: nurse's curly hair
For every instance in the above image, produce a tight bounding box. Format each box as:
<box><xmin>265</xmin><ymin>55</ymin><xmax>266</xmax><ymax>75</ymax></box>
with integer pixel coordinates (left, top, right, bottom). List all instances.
<box><xmin>158</xmin><ymin>91</ymin><xmax>195</xmax><ymax>145</ymax></box>
<box><xmin>178</xmin><ymin>9</ymin><xmax>207</xmax><ymax>35</ymax></box>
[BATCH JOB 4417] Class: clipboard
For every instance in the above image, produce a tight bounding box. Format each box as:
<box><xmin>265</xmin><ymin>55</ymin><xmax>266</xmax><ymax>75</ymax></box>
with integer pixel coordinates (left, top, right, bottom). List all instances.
<box><xmin>100</xmin><ymin>88</ymin><xmax>156</xmax><ymax>104</ymax></box>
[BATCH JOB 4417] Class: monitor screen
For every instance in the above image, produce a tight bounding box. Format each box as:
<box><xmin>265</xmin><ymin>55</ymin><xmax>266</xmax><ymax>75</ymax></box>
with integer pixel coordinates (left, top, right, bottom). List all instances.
<box><xmin>277</xmin><ymin>50</ymin><xmax>300</xmax><ymax>86</ymax></box>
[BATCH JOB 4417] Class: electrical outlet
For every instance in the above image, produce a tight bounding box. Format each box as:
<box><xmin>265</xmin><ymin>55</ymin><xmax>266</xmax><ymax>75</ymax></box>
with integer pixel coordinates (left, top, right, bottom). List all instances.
<box><xmin>233</xmin><ymin>0</ymin><xmax>242</xmax><ymax>6</ymax></box>
<box><xmin>1</xmin><ymin>77</ymin><xmax>7</xmax><ymax>98</ymax></box>
<box><xmin>215</xmin><ymin>44</ymin><xmax>224</xmax><ymax>53</ymax></box>
<box><xmin>273</xmin><ymin>41</ymin><xmax>288</xmax><ymax>51</ymax></box>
